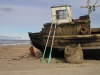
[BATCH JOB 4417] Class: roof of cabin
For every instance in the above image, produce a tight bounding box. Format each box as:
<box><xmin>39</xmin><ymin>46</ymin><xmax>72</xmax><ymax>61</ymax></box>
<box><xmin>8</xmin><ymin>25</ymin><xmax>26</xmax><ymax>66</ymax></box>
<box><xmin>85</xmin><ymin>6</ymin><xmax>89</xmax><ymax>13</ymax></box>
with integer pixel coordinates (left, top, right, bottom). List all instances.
<box><xmin>51</xmin><ymin>5</ymin><xmax>71</xmax><ymax>8</ymax></box>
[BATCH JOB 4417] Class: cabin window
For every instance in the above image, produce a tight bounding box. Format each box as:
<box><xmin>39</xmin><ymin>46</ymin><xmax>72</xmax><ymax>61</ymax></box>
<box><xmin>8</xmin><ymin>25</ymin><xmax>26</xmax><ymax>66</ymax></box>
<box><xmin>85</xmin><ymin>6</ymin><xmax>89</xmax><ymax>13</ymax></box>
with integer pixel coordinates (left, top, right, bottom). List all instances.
<box><xmin>56</xmin><ymin>10</ymin><xmax>66</xmax><ymax>19</ymax></box>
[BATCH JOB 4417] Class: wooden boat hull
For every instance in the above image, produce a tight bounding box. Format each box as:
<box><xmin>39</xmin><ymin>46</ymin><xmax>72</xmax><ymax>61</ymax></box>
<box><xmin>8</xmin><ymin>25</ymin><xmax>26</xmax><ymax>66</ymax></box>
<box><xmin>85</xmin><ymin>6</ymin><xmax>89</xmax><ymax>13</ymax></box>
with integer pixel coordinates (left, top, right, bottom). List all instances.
<box><xmin>28</xmin><ymin>20</ymin><xmax>100</xmax><ymax>58</ymax></box>
<box><xmin>28</xmin><ymin>31</ymin><xmax>100</xmax><ymax>58</ymax></box>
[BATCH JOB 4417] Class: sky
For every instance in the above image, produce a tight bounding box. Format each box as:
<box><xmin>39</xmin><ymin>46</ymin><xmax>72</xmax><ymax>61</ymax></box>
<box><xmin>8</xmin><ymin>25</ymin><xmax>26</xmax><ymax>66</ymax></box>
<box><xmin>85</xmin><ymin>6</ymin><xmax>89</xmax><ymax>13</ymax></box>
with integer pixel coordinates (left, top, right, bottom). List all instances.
<box><xmin>0</xmin><ymin>0</ymin><xmax>100</xmax><ymax>40</ymax></box>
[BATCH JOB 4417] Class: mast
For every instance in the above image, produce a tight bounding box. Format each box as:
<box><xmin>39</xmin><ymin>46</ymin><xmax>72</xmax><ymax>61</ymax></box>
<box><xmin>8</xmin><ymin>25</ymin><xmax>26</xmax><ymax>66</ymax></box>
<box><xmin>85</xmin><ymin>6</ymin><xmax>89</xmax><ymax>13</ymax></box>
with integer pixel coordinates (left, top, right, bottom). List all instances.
<box><xmin>87</xmin><ymin>0</ymin><xmax>91</xmax><ymax>20</ymax></box>
<box><xmin>81</xmin><ymin>0</ymin><xmax>100</xmax><ymax>20</ymax></box>
<box><xmin>80</xmin><ymin>0</ymin><xmax>100</xmax><ymax>33</ymax></box>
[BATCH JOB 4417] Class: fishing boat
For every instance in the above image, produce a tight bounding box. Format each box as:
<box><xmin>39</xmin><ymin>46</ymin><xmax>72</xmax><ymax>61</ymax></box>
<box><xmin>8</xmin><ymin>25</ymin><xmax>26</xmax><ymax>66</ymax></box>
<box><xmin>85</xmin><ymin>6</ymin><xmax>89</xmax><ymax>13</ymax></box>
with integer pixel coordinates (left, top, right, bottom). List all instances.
<box><xmin>28</xmin><ymin>0</ymin><xmax>100</xmax><ymax>59</ymax></box>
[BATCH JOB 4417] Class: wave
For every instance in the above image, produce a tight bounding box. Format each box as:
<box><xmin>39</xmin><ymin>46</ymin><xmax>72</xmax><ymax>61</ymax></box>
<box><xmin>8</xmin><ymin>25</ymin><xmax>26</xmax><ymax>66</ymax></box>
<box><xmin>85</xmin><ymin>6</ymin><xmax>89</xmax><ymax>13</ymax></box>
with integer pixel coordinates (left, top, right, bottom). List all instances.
<box><xmin>0</xmin><ymin>40</ymin><xmax>30</xmax><ymax>46</ymax></box>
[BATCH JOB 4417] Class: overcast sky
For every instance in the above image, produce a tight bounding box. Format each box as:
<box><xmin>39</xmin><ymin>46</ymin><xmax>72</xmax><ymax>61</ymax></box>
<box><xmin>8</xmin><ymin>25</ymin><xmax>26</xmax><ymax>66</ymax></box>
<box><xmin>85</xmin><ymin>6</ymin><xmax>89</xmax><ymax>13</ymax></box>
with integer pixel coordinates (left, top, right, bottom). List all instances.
<box><xmin>0</xmin><ymin>0</ymin><xmax>100</xmax><ymax>40</ymax></box>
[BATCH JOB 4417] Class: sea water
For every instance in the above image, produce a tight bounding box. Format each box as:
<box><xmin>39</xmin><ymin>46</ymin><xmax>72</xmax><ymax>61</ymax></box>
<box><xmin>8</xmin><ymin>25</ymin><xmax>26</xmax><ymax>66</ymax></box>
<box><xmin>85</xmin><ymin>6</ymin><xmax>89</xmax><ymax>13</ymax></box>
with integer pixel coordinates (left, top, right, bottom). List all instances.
<box><xmin>0</xmin><ymin>39</ymin><xmax>30</xmax><ymax>46</ymax></box>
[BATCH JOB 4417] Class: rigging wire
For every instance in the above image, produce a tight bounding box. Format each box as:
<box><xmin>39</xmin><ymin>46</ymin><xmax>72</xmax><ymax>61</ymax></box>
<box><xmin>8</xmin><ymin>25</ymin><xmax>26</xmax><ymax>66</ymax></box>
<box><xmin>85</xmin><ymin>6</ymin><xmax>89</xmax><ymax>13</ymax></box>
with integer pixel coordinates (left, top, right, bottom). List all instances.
<box><xmin>94</xmin><ymin>0</ymin><xmax>99</xmax><ymax>5</ymax></box>
<box><xmin>93</xmin><ymin>0</ymin><xmax>99</xmax><ymax>11</ymax></box>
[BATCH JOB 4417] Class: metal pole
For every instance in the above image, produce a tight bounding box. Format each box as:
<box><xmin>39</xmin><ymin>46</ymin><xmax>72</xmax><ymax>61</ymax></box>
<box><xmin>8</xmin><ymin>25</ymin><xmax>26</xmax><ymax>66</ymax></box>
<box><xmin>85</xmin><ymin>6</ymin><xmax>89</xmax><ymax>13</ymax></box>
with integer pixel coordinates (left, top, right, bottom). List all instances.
<box><xmin>87</xmin><ymin>0</ymin><xmax>91</xmax><ymax>34</ymax></box>
<box><xmin>88</xmin><ymin>0</ymin><xmax>91</xmax><ymax>20</ymax></box>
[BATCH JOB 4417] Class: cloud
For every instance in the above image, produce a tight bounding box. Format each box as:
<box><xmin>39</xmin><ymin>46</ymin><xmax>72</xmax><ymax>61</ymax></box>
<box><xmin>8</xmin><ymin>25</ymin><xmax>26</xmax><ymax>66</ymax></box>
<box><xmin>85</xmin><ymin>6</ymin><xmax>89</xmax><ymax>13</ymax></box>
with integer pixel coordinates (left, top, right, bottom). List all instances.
<box><xmin>0</xmin><ymin>5</ymin><xmax>51</xmax><ymax>28</ymax></box>
<box><xmin>0</xmin><ymin>35</ymin><xmax>29</xmax><ymax>40</ymax></box>
<box><xmin>0</xmin><ymin>6</ymin><xmax>13</xmax><ymax>16</ymax></box>
<box><xmin>0</xmin><ymin>7</ymin><xmax>13</xmax><ymax>12</ymax></box>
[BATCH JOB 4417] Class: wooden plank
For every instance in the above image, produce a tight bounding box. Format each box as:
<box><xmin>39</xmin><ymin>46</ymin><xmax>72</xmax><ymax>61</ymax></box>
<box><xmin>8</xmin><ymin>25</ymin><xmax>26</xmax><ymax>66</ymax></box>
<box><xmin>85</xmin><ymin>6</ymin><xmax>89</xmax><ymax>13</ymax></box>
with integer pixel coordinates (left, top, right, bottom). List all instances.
<box><xmin>43</xmin><ymin>34</ymin><xmax>100</xmax><ymax>39</ymax></box>
<box><xmin>82</xmin><ymin>46</ymin><xmax>100</xmax><ymax>50</ymax></box>
<box><xmin>91</xmin><ymin>28</ymin><xmax>100</xmax><ymax>33</ymax></box>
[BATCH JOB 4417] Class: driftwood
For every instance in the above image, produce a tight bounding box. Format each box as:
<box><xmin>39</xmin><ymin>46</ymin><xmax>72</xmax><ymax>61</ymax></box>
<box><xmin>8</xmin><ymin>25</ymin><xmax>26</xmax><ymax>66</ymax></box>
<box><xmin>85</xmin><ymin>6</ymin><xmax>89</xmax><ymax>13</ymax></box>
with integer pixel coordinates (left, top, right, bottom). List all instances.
<box><xmin>64</xmin><ymin>44</ymin><xmax>84</xmax><ymax>64</ymax></box>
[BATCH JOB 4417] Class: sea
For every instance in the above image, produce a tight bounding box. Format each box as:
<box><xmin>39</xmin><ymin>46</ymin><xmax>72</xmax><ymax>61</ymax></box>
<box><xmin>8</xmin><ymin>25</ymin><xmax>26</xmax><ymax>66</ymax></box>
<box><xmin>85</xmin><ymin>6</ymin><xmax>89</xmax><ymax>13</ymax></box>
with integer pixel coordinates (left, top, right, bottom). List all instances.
<box><xmin>0</xmin><ymin>39</ymin><xmax>31</xmax><ymax>46</ymax></box>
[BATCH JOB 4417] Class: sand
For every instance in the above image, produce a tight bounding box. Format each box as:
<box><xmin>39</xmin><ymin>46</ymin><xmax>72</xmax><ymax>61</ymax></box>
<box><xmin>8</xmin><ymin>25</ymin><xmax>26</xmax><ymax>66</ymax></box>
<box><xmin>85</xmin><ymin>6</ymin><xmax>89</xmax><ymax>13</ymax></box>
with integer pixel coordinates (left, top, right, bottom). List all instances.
<box><xmin>0</xmin><ymin>45</ymin><xmax>100</xmax><ymax>75</ymax></box>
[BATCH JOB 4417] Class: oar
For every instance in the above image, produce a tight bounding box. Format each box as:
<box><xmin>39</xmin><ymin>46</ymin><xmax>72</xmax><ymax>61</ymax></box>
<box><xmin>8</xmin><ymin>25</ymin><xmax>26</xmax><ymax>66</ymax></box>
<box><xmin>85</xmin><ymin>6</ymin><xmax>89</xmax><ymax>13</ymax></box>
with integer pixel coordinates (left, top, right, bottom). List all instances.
<box><xmin>48</xmin><ymin>23</ymin><xmax>57</xmax><ymax>64</ymax></box>
<box><xmin>41</xmin><ymin>23</ymin><xmax>53</xmax><ymax>63</ymax></box>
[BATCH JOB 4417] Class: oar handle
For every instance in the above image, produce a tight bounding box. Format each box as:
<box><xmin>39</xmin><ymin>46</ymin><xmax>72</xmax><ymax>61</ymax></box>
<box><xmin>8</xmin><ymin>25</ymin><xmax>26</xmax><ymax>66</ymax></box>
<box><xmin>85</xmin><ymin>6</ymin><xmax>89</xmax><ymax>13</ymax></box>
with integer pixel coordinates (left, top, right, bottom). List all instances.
<box><xmin>48</xmin><ymin>23</ymin><xmax>57</xmax><ymax>64</ymax></box>
<box><xmin>41</xmin><ymin>23</ymin><xmax>53</xmax><ymax>63</ymax></box>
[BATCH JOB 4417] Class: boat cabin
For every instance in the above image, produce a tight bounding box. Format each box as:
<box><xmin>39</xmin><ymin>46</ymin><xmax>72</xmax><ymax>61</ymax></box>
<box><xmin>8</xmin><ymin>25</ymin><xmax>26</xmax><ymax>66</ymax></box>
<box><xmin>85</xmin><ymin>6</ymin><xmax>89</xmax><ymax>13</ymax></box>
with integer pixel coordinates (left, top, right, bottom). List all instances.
<box><xmin>42</xmin><ymin>5</ymin><xmax>90</xmax><ymax>36</ymax></box>
<box><xmin>51</xmin><ymin>5</ymin><xmax>72</xmax><ymax>24</ymax></box>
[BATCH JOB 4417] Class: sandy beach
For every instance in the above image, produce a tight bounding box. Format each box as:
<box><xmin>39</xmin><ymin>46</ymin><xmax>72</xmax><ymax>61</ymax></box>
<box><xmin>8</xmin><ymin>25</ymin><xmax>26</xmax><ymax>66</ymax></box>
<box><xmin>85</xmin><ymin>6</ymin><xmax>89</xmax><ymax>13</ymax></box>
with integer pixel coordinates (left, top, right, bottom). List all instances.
<box><xmin>0</xmin><ymin>44</ymin><xmax>100</xmax><ymax>75</ymax></box>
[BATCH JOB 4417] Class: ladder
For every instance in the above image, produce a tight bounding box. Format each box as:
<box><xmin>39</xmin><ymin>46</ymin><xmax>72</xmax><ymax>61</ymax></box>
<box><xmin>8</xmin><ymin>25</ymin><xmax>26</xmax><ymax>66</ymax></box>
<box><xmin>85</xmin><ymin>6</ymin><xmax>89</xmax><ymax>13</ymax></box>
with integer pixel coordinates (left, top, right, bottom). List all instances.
<box><xmin>41</xmin><ymin>22</ymin><xmax>57</xmax><ymax>64</ymax></box>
